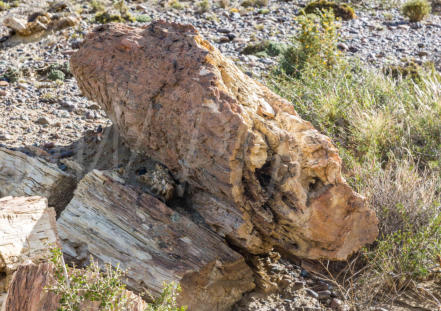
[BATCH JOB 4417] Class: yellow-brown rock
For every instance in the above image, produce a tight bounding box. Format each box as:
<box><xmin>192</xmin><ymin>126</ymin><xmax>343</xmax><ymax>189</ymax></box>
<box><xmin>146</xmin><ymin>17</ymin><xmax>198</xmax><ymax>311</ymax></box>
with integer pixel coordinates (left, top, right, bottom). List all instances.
<box><xmin>70</xmin><ymin>21</ymin><xmax>378</xmax><ymax>260</ymax></box>
<box><xmin>3</xmin><ymin>13</ymin><xmax>78</xmax><ymax>37</ymax></box>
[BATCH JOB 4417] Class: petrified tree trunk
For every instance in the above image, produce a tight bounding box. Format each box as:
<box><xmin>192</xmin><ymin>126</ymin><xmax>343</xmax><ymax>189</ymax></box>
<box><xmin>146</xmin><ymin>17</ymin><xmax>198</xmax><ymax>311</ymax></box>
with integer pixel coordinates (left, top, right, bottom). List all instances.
<box><xmin>0</xmin><ymin>148</ymin><xmax>76</xmax><ymax>215</ymax></box>
<box><xmin>0</xmin><ymin>196</ymin><xmax>59</xmax><ymax>295</ymax></box>
<box><xmin>57</xmin><ymin>170</ymin><xmax>255</xmax><ymax>311</ymax></box>
<box><xmin>70</xmin><ymin>21</ymin><xmax>378</xmax><ymax>260</ymax></box>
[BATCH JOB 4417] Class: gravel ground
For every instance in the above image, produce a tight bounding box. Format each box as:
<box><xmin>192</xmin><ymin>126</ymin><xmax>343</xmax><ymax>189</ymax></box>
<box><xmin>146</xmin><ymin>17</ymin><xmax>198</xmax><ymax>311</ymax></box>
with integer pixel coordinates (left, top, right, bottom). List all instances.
<box><xmin>0</xmin><ymin>0</ymin><xmax>440</xmax><ymax>150</ymax></box>
<box><xmin>0</xmin><ymin>1</ymin><xmax>440</xmax><ymax>309</ymax></box>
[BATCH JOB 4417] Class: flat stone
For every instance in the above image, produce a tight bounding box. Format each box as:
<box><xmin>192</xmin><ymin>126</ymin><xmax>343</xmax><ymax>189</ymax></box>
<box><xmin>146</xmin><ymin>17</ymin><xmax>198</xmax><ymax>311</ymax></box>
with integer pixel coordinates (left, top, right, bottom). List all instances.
<box><xmin>306</xmin><ymin>289</ymin><xmax>319</xmax><ymax>299</ymax></box>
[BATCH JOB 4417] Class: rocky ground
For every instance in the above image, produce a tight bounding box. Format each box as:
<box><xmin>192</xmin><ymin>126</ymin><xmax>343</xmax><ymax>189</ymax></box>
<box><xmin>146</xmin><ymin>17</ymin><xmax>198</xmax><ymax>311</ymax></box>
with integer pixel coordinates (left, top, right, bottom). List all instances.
<box><xmin>0</xmin><ymin>0</ymin><xmax>440</xmax><ymax>150</ymax></box>
<box><xmin>0</xmin><ymin>0</ymin><xmax>440</xmax><ymax>310</ymax></box>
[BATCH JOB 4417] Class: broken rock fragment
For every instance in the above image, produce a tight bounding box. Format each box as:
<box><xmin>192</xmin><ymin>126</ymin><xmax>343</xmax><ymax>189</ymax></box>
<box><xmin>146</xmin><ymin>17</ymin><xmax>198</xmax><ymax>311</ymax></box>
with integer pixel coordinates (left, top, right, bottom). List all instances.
<box><xmin>57</xmin><ymin>169</ymin><xmax>255</xmax><ymax>311</ymax></box>
<box><xmin>3</xmin><ymin>12</ymin><xmax>78</xmax><ymax>37</ymax></box>
<box><xmin>0</xmin><ymin>147</ymin><xmax>76</xmax><ymax>215</ymax></box>
<box><xmin>0</xmin><ymin>196</ymin><xmax>59</xmax><ymax>295</ymax></box>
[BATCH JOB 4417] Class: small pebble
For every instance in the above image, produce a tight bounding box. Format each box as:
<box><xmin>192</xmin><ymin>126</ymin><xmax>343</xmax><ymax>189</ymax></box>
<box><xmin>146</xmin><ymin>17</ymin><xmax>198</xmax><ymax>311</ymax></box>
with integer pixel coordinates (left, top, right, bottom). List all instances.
<box><xmin>35</xmin><ymin>116</ymin><xmax>51</xmax><ymax>125</ymax></box>
<box><xmin>317</xmin><ymin>290</ymin><xmax>332</xmax><ymax>299</ymax></box>
<box><xmin>306</xmin><ymin>288</ymin><xmax>319</xmax><ymax>299</ymax></box>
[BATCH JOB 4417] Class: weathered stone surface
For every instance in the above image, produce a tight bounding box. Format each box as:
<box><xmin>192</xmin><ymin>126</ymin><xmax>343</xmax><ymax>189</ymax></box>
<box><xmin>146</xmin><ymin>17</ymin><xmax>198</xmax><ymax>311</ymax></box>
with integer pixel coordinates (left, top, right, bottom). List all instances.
<box><xmin>3</xmin><ymin>17</ymin><xmax>27</xmax><ymax>33</ymax></box>
<box><xmin>57</xmin><ymin>169</ymin><xmax>255</xmax><ymax>311</ymax></box>
<box><xmin>0</xmin><ymin>196</ymin><xmax>58</xmax><ymax>295</ymax></box>
<box><xmin>3</xmin><ymin>13</ymin><xmax>78</xmax><ymax>37</ymax></box>
<box><xmin>0</xmin><ymin>148</ymin><xmax>76</xmax><ymax>215</ymax></box>
<box><xmin>70</xmin><ymin>21</ymin><xmax>378</xmax><ymax>260</ymax></box>
<box><xmin>2</xmin><ymin>262</ymin><xmax>148</xmax><ymax>311</ymax></box>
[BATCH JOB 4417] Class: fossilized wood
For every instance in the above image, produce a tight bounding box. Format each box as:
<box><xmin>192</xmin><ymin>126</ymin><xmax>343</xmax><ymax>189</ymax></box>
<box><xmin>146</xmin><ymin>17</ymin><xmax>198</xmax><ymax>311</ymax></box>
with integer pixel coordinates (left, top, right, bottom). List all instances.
<box><xmin>2</xmin><ymin>262</ymin><xmax>147</xmax><ymax>311</ymax></box>
<box><xmin>0</xmin><ymin>196</ymin><xmax>59</xmax><ymax>294</ymax></box>
<box><xmin>70</xmin><ymin>21</ymin><xmax>378</xmax><ymax>260</ymax></box>
<box><xmin>0</xmin><ymin>148</ymin><xmax>76</xmax><ymax>215</ymax></box>
<box><xmin>57</xmin><ymin>170</ymin><xmax>255</xmax><ymax>311</ymax></box>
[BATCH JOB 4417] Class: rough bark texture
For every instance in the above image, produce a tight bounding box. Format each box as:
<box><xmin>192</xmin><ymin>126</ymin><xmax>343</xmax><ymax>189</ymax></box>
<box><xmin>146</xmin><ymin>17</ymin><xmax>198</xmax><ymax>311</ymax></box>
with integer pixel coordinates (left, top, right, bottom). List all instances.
<box><xmin>0</xmin><ymin>148</ymin><xmax>76</xmax><ymax>215</ymax></box>
<box><xmin>0</xmin><ymin>196</ymin><xmax>58</xmax><ymax>294</ymax></box>
<box><xmin>57</xmin><ymin>169</ymin><xmax>255</xmax><ymax>311</ymax></box>
<box><xmin>2</xmin><ymin>262</ymin><xmax>148</xmax><ymax>311</ymax></box>
<box><xmin>70</xmin><ymin>21</ymin><xmax>378</xmax><ymax>260</ymax></box>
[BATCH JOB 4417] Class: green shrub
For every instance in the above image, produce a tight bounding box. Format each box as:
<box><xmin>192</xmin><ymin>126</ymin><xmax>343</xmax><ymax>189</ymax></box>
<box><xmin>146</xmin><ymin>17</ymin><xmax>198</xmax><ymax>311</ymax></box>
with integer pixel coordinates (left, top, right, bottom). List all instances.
<box><xmin>0</xmin><ymin>1</ymin><xmax>10</xmax><ymax>10</ymax></box>
<box><xmin>402</xmin><ymin>0</ymin><xmax>431</xmax><ymax>21</ymax></box>
<box><xmin>197</xmin><ymin>0</ymin><xmax>211</xmax><ymax>12</ymax></box>
<box><xmin>169</xmin><ymin>0</ymin><xmax>184</xmax><ymax>10</ymax></box>
<box><xmin>280</xmin><ymin>10</ymin><xmax>340</xmax><ymax>76</ymax></box>
<box><xmin>241</xmin><ymin>40</ymin><xmax>287</xmax><ymax>57</ymax></box>
<box><xmin>258</xmin><ymin>8</ymin><xmax>270</xmax><ymax>14</ymax></box>
<box><xmin>94</xmin><ymin>0</ymin><xmax>135</xmax><ymax>24</ymax></box>
<box><xmin>2</xmin><ymin>67</ymin><xmax>20</xmax><ymax>83</ymax></box>
<box><xmin>241</xmin><ymin>0</ymin><xmax>268</xmax><ymax>8</ymax></box>
<box><xmin>347</xmin><ymin>159</ymin><xmax>441</xmax><ymax>304</ymax></box>
<box><xmin>135</xmin><ymin>14</ymin><xmax>152</xmax><ymax>23</ymax></box>
<box><xmin>94</xmin><ymin>11</ymin><xmax>135</xmax><ymax>24</ymax></box>
<box><xmin>268</xmin><ymin>3</ymin><xmax>441</xmax><ymax>306</ymax></box>
<box><xmin>95</xmin><ymin>11</ymin><xmax>126</xmax><ymax>23</ymax></box>
<box><xmin>272</xmin><ymin>60</ymin><xmax>441</xmax><ymax>169</ymax></box>
<box><xmin>383</xmin><ymin>61</ymin><xmax>423</xmax><ymax>81</ymax></box>
<box><xmin>48</xmin><ymin>248</ymin><xmax>186</xmax><ymax>311</ymax></box>
<box><xmin>304</xmin><ymin>0</ymin><xmax>356</xmax><ymax>20</ymax></box>
<box><xmin>37</xmin><ymin>62</ymin><xmax>72</xmax><ymax>81</ymax></box>
<box><xmin>48</xmin><ymin>69</ymin><xmax>65</xmax><ymax>81</ymax></box>
<box><xmin>90</xmin><ymin>0</ymin><xmax>105</xmax><ymax>13</ymax></box>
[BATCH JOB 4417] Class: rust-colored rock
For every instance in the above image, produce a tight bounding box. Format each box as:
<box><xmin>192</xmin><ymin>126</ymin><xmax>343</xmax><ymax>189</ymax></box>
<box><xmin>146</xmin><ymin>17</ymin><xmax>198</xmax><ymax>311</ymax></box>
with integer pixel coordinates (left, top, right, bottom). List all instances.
<box><xmin>70</xmin><ymin>21</ymin><xmax>378</xmax><ymax>260</ymax></box>
<box><xmin>2</xmin><ymin>263</ymin><xmax>58</xmax><ymax>311</ymax></box>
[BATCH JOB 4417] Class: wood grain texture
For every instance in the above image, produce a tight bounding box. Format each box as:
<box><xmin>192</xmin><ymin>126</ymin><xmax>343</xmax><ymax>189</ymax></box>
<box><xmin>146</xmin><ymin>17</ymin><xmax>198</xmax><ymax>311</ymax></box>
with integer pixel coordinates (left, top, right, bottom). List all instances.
<box><xmin>0</xmin><ymin>196</ymin><xmax>59</xmax><ymax>294</ymax></box>
<box><xmin>0</xmin><ymin>148</ymin><xmax>76</xmax><ymax>215</ymax></box>
<box><xmin>57</xmin><ymin>169</ymin><xmax>254</xmax><ymax>311</ymax></box>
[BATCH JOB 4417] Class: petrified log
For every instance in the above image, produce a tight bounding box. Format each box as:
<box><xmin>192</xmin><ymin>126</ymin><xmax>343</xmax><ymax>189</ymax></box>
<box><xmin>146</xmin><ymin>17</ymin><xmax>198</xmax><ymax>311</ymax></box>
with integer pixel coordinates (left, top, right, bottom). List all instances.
<box><xmin>2</xmin><ymin>262</ymin><xmax>148</xmax><ymax>311</ymax></box>
<box><xmin>0</xmin><ymin>196</ymin><xmax>59</xmax><ymax>294</ymax></box>
<box><xmin>0</xmin><ymin>148</ymin><xmax>76</xmax><ymax>215</ymax></box>
<box><xmin>57</xmin><ymin>170</ymin><xmax>255</xmax><ymax>311</ymax></box>
<box><xmin>70</xmin><ymin>21</ymin><xmax>378</xmax><ymax>260</ymax></box>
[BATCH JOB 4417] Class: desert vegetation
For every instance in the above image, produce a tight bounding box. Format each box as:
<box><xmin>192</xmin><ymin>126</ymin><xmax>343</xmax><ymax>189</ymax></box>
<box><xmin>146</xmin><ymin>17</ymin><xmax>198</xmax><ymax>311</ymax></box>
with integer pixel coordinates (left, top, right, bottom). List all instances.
<box><xmin>48</xmin><ymin>248</ymin><xmax>186</xmax><ymax>311</ymax></box>
<box><xmin>0</xmin><ymin>0</ymin><xmax>441</xmax><ymax>310</ymax></box>
<box><xmin>270</xmin><ymin>9</ymin><xmax>441</xmax><ymax>308</ymax></box>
